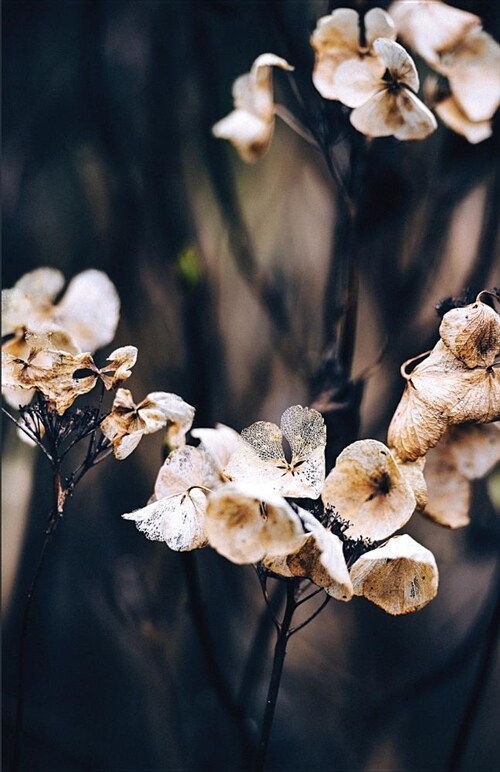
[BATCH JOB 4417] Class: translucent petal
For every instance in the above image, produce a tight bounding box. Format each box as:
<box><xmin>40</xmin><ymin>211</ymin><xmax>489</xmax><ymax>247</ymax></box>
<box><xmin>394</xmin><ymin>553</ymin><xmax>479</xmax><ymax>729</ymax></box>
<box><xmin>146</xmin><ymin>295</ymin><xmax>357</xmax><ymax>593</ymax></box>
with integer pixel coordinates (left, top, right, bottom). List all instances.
<box><xmin>235</xmin><ymin>53</ymin><xmax>294</xmax><ymax>120</ymax></box>
<box><xmin>296</xmin><ymin>510</ymin><xmax>353</xmax><ymax>600</ymax></box>
<box><xmin>154</xmin><ymin>446</ymin><xmax>217</xmax><ymax>500</ymax></box>
<box><xmin>439</xmin><ymin>299</ymin><xmax>500</xmax><ymax>367</ymax></box>
<box><xmin>449</xmin><ymin>423</ymin><xmax>500</xmax><ymax>480</ymax></box>
<box><xmin>350</xmin><ymin>90</ymin><xmax>404</xmax><ymax>137</ymax></box>
<box><xmin>424</xmin><ymin>442</ymin><xmax>471</xmax><ymax>528</ymax></box>
<box><xmin>191</xmin><ymin>423</ymin><xmax>241</xmax><ymax>475</ymax></box>
<box><xmin>14</xmin><ymin>267</ymin><xmax>65</xmax><ymax>307</ymax></box>
<box><xmin>438</xmin><ymin>29</ymin><xmax>500</xmax><ymax>122</ymax></box>
<box><xmin>334</xmin><ymin>57</ymin><xmax>385</xmax><ymax>108</ymax></box>
<box><xmin>350</xmin><ymin>534</ymin><xmax>439</xmax><ymax>615</ymax></box>
<box><xmin>223</xmin><ymin>439</ymin><xmax>291</xmax><ymax>491</ymax></box>
<box><xmin>2</xmin><ymin>288</ymin><xmax>35</xmax><ymax>333</ymax></box>
<box><xmin>322</xmin><ymin>439</ymin><xmax>416</xmax><ymax>540</ymax></box>
<box><xmin>310</xmin><ymin>9</ymin><xmax>360</xmax><ymax>57</ymax></box>
<box><xmin>395</xmin><ymin>455</ymin><xmax>428</xmax><ymax>511</ymax></box>
<box><xmin>205</xmin><ymin>483</ymin><xmax>304</xmax><ymax>565</ymax></box>
<box><xmin>212</xmin><ymin>109</ymin><xmax>273</xmax><ymax>163</ymax></box>
<box><xmin>56</xmin><ymin>269</ymin><xmax>120</xmax><ymax>353</ymax></box>
<box><xmin>123</xmin><ymin>490</ymin><xmax>208</xmax><ymax>551</ymax></box>
<box><xmin>434</xmin><ymin>96</ymin><xmax>492</xmax><ymax>144</ymax></box>
<box><xmin>392</xmin><ymin>90</ymin><xmax>438</xmax><ymax>140</ymax></box>
<box><xmin>446</xmin><ymin>364</ymin><xmax>500</xmax><ymax>425</ymax></box>
<box><xmin>389</xmin><ymin>0</ymin><xmax>480</xmax><ymax>66</ymax></box>
<box><xmin>99</xmin><ymin>345</ymin><xmax>137</xmax><ymax>389</ymax></box>
<box><xmin>364</xmin><ymin>8</ymin><xmax>396</xmax><ymax>48</ymax></box>
<box><xmin>373</xmin><ymin>39</ymin><xmax>419</xmax><ymax>92</ymax></box>
<box><xmin>280</xmin><ymin>405</ymin><xmax>326</xmax><ymax>461</ymax></box>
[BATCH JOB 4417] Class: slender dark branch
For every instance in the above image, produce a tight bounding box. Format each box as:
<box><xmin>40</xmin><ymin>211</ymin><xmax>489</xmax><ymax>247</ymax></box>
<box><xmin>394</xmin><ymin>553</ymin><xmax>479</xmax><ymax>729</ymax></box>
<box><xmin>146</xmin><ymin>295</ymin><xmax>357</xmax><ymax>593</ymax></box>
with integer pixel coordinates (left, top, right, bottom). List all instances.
<box><xmin>2</xmin><ymin>407</ymin><xmax>54</xmax><ymax>463</ymax></box>
<box><xmin>446</xmin><ymin>576</ymin><xmax>500</xmax><ymax>772</ymax></box>
<box><xmin>254</xmin><ymin>579</ymin><xmax>297</xmax><ymax>772</ymax></box>
<box><xmin>257</xmin><ymin>571</ymin><xmax>280</xmax><ymax>631</ymax></box>
<box><xmin>295</xmin><ymin>585</ymin><xmax>324</xmax><ymax>607</ymax></box>
<box><xmin>289</xmin><ymin>593</ymin><xmax>331</xmax><ymax>636</ymax></box>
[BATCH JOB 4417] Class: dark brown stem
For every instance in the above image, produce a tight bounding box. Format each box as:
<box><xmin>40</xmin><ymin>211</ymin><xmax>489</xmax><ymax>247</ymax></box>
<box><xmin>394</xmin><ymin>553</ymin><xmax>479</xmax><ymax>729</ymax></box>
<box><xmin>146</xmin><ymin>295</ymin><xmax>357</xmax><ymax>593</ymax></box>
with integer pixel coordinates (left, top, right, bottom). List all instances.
<box><xmin>254</xmin><ymin>580</ymin><xmax>297</xmax><ymax>772</ymax></box>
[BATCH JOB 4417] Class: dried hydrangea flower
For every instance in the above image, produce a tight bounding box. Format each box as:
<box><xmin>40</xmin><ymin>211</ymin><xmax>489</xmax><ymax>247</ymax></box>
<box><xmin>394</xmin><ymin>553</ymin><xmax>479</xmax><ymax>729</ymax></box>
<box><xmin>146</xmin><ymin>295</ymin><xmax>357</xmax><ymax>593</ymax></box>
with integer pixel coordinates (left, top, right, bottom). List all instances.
<box><xmin>191</xmin><ymin>423</ymin><xmax>241</xmax><ymax>477</ymax></box>
<box><xmin>205</xmin><ymin>482</ymin><xmax>304</xmax><ymax>565</ymax></box>
<box><xmin>350</xmin><ymin>534</ymin><xmax>439</xmax><ymax>615</ymax></box>
<box><xmin>432</xmin><ymin>93</ymin><xmax>493</xmax><ymax>144</ymax></box>
<box><xmin>224</xmin><ymin>405</ymin><xmax>326</xmax><ymax>498</ymax></box>
<box><xmin>2</xmin><ymin>267</ymin><xmax>120</xmax><ymax>355</ymax></box>
<box><xmin>264</xmin><ymin>509</ymin><xmax>353</xmax><ymax>601</ymax></box>
<box><xmin>334</xmin><ymin>38</ymin><xmax>437</xmax><ymax>139</ymax></box>
<box><xmin>123</xmin><ymin>446</ymin><xmax>217</xmax><ymax>551</ymax></box>
<box><xmin>101</xmin><ymin>388</ymin><xmax>195</xmax><ymax>460</ymax></box>
<box><xmin>388</xmin><ymin>339</ymin><xmax>500</xmax><ymax>462</ymax></box>
<box><xmin>310</xmin><ymin>7</ymin><xmax>396</xmax><ymax>101</ymax></box>
<box><xmin>389</xmin><ymin>0</ymin><xmax>480</xmax><ymax>67</ymax></box>
<box><xmin>424</xmin><ymin>423</ymin><xmax>500</xmax><ymax>528</ymax></box>
<box><xmin>212</xmin><ymin>53</ymin><xmax>294</xmax><ymax>163</ymax></box>
<box><xmin>439</xmin><ymin>295</ymin><xmax>500</xmax><ymax>368</ymax></box>
<box><xmin>322</xmin><ymin>439</ymin><xmax>416</xmax><ymax>541</ymax></box>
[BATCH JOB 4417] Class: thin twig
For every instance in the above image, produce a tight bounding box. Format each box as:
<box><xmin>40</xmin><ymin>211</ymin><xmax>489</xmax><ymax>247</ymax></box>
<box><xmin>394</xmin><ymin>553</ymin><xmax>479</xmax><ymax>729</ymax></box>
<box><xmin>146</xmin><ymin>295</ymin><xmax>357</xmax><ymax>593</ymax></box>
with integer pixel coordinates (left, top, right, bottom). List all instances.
<box><xmin>289</xmin><ymin>594</ymin><xmax>330</xmax><ymax>636</ymax></box>
<box><xmin>2</xmin><ymin>407</ymin><xmax>54</xmax><ymax>463</ymax></box>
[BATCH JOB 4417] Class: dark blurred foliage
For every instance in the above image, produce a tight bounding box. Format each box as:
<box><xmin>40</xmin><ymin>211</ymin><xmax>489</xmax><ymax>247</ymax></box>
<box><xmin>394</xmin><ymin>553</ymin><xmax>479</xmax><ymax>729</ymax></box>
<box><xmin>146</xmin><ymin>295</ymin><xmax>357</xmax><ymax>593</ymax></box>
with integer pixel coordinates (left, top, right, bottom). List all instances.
<box><xmin>2</xmin><ymin>1</ymin><xmax>500</xmax><ymax>771</ymax></box>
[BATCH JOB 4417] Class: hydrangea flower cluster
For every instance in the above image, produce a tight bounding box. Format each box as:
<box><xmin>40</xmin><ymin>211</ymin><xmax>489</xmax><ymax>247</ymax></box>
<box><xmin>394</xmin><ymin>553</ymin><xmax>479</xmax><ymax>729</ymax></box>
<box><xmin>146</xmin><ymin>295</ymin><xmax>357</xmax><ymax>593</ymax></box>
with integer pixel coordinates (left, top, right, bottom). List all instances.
<box><xmin>212</xmin><ymin>0</ymin><xmax>500</xmax><ymax>157</ymax></box>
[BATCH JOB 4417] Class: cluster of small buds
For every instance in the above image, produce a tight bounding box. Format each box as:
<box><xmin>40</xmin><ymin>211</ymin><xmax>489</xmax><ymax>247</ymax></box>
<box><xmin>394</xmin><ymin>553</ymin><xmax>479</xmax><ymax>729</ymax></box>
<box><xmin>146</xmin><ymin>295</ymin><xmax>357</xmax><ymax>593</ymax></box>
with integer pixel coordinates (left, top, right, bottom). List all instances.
<box><xmin>212</xmin><ymin>0</ymin><xmax>500</xmax><ymax>159</ymax></box>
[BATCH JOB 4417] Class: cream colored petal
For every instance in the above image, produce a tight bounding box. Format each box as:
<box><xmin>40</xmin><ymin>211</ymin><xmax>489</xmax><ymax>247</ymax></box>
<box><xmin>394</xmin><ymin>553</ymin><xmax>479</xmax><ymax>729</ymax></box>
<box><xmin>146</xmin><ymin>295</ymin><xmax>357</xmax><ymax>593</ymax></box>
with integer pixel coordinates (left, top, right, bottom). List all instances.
<box><xmin>205</xmin><ymin>483</ymin><xmax>304</xmax><ymax>564</ymax></box>
<box><xmin>446</xmin><ymin>364</ymin><xmax>500</xmax><ymax>425</ymax></box>
<box><xmin>296</xmin><ymin>510</ymin><xmax>353</xmax><ymax>600</ymax></box>
<box><xmin>373</xmin><ymin>38</ymin><xmax>419</xmax><ymax>92</ymax></box>
<box><xmin>434</xmin><ymin>96</ymin><xmax>492</xmax><ymax>144</ymax></box>
<box><xmin>143</xmin><ymin>392</ymin><xmax>195</xmax><ymax>445</ymax></box>
<box><xmin>423</xmin><ymin>441</ymin><xmax>471</xmax><ymax>528</ymax></box>
<box><xmin>364</xmin><ymin>8</ymin><xmax>397</xmax><ymax>48</ymax></box>
<box><xmin>393</xmin><ymin>89</ymin><xmax>438</xmax><ymax>140</ymax></box>
<box><xmin>223</xmin><ymin>439</ymin><xmax>293</xmax><ymax>492</ymax></box>
<box><xmin>2</xmin><ymin>385</ymin><xmax>35</xmax><ymax>410</ymax></box>
<box><xmin>440</xmin><ymin>300</ymin><xmax>500</xmax><ymax>368</ymax></box>
<box><xmin>99</xmin><ymin>345</ymin><xmax>137</xmax><ymax>389</ymax></box>
<box><xmin>334</xmin><ymin>57</ymin><xmax>386</xmax><ymax>108</ymax></box>
<box><xmin>123</xmin><ymin>490</ymin><xmax>208</xmax><ymax>551</ymax></box>
<box><xmin>350</xmin><ymin>90</ymin><xmax>404</xmax><ymax>137</ymax></box>
<box><xmin>2</xmin><ymin>288</ymin><xmax>34</xmax><ymax>333</ymax></box>
<box><xmin>261</xmin><ymin>552</ymin><xmax>295</xmax><ymax>578</ymax></box>
<box><xmin>439</xmin><ymin>29</ymin><xmax>500</xmax><ymax>122</ymax></box>
<box><xmin>154</xmin><ymin>445</ymin><xmax>217</xmax><ymax>500</ymax></box>
<box><xmin>280</xmin><ymin>405</ymin><xmax>326</xmax><ymax>460</ymax></box>
<box><xmin>110</xmin><ymin>387</ymin><xmax>136</xmax><ymax>412</ymax></box>
<box><xmin>322</xmin><ymin>439</ymin><xmax>416</xmax><ymax>540</ymax></box>
<box><xmin>56</xmin><ymin>269</ymin><xmax>120</xmax><ymax>353</ymax></box>
<box><xmin>232</xmin><ymin>54</ymin><xmax>293</xmax><ymax>121</ymax></box>
<box><xmin>395</xmin><ymin>455</ymin><xmax>428</xmax><ymax>511</ymax></box>
<box><xmin>389</xmin><ymin>0</ymin><xmax>480</xmax><ymax>66</ymax></box>
<box><xmin>212</xmin><ymin>109</ymin><xmax>273</xmax><ymax>163</ymax></box>
<box><xmin>240</xmin><ymin>420</ymin><xmax>284</xmax><ymax>461</ymax></box>
<box><xmin>110</xmin><ymin>431</ymin><xmax>144</xmax><ymax>460</ymax></box>
<box><xmin>14</xmin><ymin>267</ymin><xmax>65</xmax><ymax>307</ymax></box>
<box><xmin>310</xmin><ymin>9</ymin><xmax>360</xmax><ymax>57</ymax></box>
<box><xmin>191</xmin><ymin>423</ymin><xmax>241</xmax><ymax>475</ymax></box>
<box><xmin>448</xmin><ymin>423</ymin><xmax>500</xmax><ymax>480</ymax></box>
<box><xmin>350</xmin><ymin>534</ymin><xmax>439</xmax><ymax>614</ymax></box>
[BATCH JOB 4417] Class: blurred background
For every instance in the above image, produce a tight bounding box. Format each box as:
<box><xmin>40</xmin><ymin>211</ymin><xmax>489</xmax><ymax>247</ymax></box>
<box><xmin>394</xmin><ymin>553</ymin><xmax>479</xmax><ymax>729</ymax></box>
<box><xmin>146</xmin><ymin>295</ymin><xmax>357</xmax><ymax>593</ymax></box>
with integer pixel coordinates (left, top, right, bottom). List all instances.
<box><xmin>2</xmin><ymin>1</ymin><xmax>499</xmax><ymax>770</ymax></box>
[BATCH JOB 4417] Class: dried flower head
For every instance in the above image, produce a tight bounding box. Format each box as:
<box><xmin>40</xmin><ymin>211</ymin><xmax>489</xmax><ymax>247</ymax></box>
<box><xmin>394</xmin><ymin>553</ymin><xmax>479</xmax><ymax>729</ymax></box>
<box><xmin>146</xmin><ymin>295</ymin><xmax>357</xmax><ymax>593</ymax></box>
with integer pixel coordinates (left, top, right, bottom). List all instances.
<box><xmin>2</xmin><ymin>267</ymin><xmax>120</xmax><ymax>355</ymax></box>
<box><xmin>191</xmin><ymin>423</ymin><xmax>241</xmax><ymax>477</ymax></box>
<box><xmin>336</xmin><ymin>38</ymin><xmax>437</xmax><ymax>139</ymax></box>
<box><xmin>224</xmin><ymin>405</ymin><xmax>326</xmax><ymax>498</ymax></box>
<box><xmin>322</xmin><ymin>439</ymin><xmax>416</xmax><ymax>541</ymax></box>
<box><xmin>205</xmin><ymin>482</ymin><xmax>304</xmax><ymax>565</ymax></box>
<box><xmin>212</xmin><ymin>53</ymin><xmax>294</xmax><ymax>163</ymax></box>
<box><xmin>123</xmin><ymin>446</ymin><xmax>217</xmax><ymax>551</ymax></box>
<box><xmin>424</xmin><ymin>423</ymin><xmax>500</xmax><ymax>528</ymax></box>
<box><xmin>310</xmin><ymin>7</ymin><xmax>396</xmax><ymax>101</ymax></box>
<box><xmin>350</xmin><ymin>534</ymin><xmax>439</xmax><ymax>615</ymax></box>
<box><xmin>101</xmin><ymin>388</ymin><xmax>195</xmax><ymax>460</ymax></box>
<box><xmin>439</xmin><ymin>294</ymin><xmax>500</xmax><ymax>368</ymax></box>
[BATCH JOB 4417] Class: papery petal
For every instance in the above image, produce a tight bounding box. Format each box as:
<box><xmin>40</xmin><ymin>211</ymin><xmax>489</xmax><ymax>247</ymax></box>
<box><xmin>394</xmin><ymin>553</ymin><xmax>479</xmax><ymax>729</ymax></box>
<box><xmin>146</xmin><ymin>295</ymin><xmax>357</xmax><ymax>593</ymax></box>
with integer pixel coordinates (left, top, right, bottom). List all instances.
<box><xmin>154</xmin><ymin>445</ymin><xmax>217</xmax><ymax>500</ymax></box>
<box><xmin>322</xmin><ymin>439</ymin><xmax>416</xmax><ymax>540</ymax></box>
<box><xmin>56</xmin><ymin>269</ymin><xmax>120</xmax><ymax>353</ymax></box>
<box><xmin>14</xmin><ymin>267</ymin><xmax>65</xmax><ymax>307</ymax></box>
<box><xmin>350</xmin><ymin>534</ymin><xmax>439</xmax><ymax>614</ymax></box>
<box><xmin>223</xmin><ymin>438</ymin><xmax>291</xmax><ymax>491</ymax></box>
<box><xmin>205</xmin><ymin>483</ymin><xmax>304</xmax><ymax>564</ymax></box>
<box><xmin>234</xmin><ymin>53</ymin><xmax>293</xmax><ymax>120</ymax></box>
<box><xmin>2</xmin><ymin>288</ymin><xmax>35</xmax><ymax>333</ymax></box>
<box><xmin>212</xmin><ymin>109</ymin><xmax>273</xmax><ymax>163</ymax></box>
<box><xmin>373</xmin><ymin>38</ymin><xmax>419</xmax><ymax>92</ymax></box>
<box><xmin>191</xmin><ymin>423</ymin><xmax>241</xmax><ymax>475</ymax></box>
<box><xmin>424</xmin><ymin>441</ymin><xmax>471</xmax><ymax>528</ymax></box>
<box><xmin>110</xmin><ymin>431</ymin><xmax>144</xmax><ymax>460</ymax></box>
<box><xmin>311</xmin><ymin>9</ymin><xmax>361</xmax><ymax>57</ymax></box>
<box><xmin>350</xmin><ymin>90</ymin><xmax>404</xmax><ymax>137</ymax></box>
<box><xmin>123</xmin><ymin>490</ymin><xmax>208</xmax><ymax>551</ymax></box>
<box><xmin>393</xmin><ymin>89</ymin><xmax>438</xmax><ymax>139</ymax></box>
<box><xmin>439</xmin><ymin>299</ymin><xmax>500</xmax><ymax>368</ymax></box>
<box><xmin>434</xmin><ymin>95</ymin><xmax>492</xmax><ymax>144</ymax></box>
<box><xmin>99</xmin><ymin>345</ymin><xmax>137</xmax><ymax>389</ymax></box>
<box><xmin>446</xmin><ymin>364</ymin><xmax>500</xmax><ymax>425</ymax></box>
<box><xmin>296</xmin><ymin>510</ymin><xmax>353</xmax><ymax>600</ymax></box>
<box><xmin>395</xmin><ymin>455</ymin><xmax>428</xmax><ymax>511</ymax></box>
<box><xmin>438</xmin><ymin>29</ymin><xmax>500</xmax><ymax>122</ymax></box>
<box><xmin>449</xmin><ymin>423</ymin><xmax>500</xmax><ymax>480</ymax></box>
<box><xmin>364</xmin><ymin>8</ymin><xmax>397</xmax><ymax>48</ymax></box>
<box><xmin>334</xmin><ymin>57</ymin><xmax>385</xmax><ymax>108</ymax></box>
<box><xmin>389</xmin><ymin>0</ymin><xmax>480</xmax><ymax>66</ymax></box>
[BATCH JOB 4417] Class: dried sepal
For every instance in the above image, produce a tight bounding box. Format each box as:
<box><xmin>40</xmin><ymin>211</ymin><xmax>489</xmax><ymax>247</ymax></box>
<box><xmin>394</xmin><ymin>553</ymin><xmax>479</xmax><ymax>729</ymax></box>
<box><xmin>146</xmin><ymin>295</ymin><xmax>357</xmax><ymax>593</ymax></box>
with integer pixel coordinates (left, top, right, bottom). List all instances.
<box><xmin>98</xmin><ymin>346</ymin><xmax>137</xmax><ymax>389</ymax></box>
<box><xmin>205</xmin><ymin>483</ymin><xmax>304</xmax><ymax>565</ymax></box>
<box><xmin>224</xmin><ymin>405</ymin><xmax>326</xmax><ymax>498</ymax></box>
<box><xmin>433</xmin><ymin>94</ymin><xmax>492</xmax><ymax>144</ymax></box>
<box><xmin>439</xmin><ymin>297</ymin><xmax>500</xmax><ymax>368</ymax></box>
<box><xmin>101</xmin><ymin>388</ymin><xmax>195</xmax><ymax>460</ymax></box>
<box><xmin>350</xmin><ymin>534</ymin><xmax>439</xmax><ymax>615</ymax></box>
<box><xmin>212</xmin><ymin>53</ymin><xmax>294</xmax><ymax>163</ymax></box>
<box><xmin>122</xmin><ymin>446</ymin><xmax>216</xmax><ymax>550</ymax></box>
<box><xmin>424</xmin><ymin>424</ymin><xmax>500</xmax><ymax>528</ymax></box>
<box><xmin>394</xmin><ymin>455</ymin><xmax>428</xmax><ymax>511</ymax></box>
<box><xmin>191</xmin><ymin>423</ymin><xmax>241</xmax><ymax>476</ymax></box>
<box><xmin>310</xmin><ymin>7</ymin><xmax>395</xmax><ymax>101</ymax></box>
<box><xmin>322</xmin><ymin>440</ymin><xmax>416</xmax><ymax>541</ymax></box>
<box><xmin>389</xmin><ymin>0</ymin><xmax>480</xmax><ymax>67</ymax></box>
